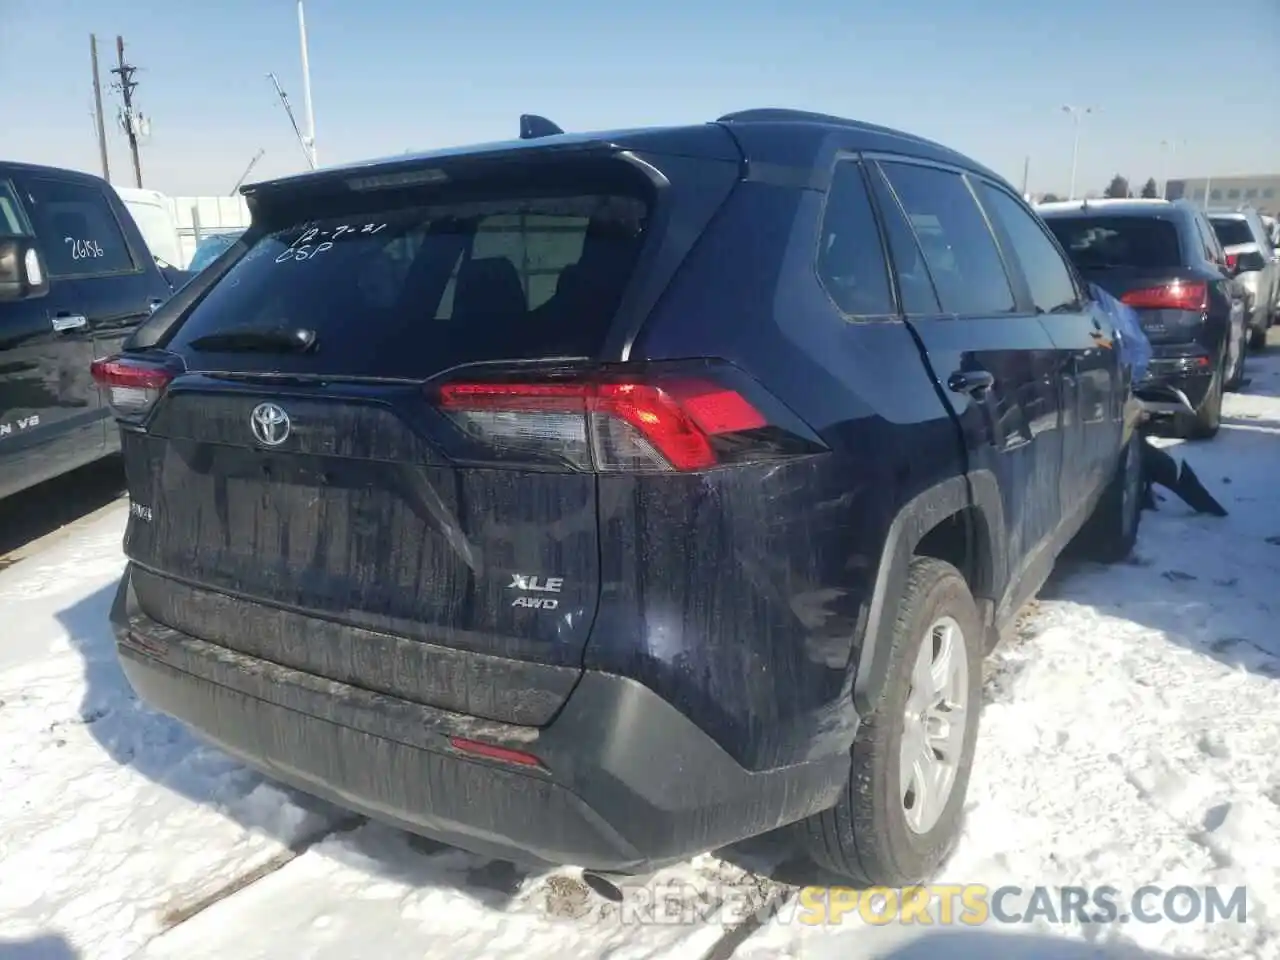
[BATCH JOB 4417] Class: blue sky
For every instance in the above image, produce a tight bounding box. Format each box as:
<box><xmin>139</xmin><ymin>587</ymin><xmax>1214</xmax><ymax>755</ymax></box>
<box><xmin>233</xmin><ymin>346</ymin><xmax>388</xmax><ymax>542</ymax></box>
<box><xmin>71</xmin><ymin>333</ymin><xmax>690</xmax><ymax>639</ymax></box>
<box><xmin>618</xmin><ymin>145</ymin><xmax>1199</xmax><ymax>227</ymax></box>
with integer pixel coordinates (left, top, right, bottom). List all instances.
<box><xmin>6</xmin><ymin>0</ymin><xmax>1279</xmax><ymax>197</ymax></box>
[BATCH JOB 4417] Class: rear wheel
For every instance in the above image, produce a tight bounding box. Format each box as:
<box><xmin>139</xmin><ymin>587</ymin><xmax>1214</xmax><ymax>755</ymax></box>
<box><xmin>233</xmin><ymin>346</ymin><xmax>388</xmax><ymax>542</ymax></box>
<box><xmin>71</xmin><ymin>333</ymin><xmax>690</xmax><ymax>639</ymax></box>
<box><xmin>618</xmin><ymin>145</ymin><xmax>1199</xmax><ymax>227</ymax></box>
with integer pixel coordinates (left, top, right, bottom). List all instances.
<box><xmin>1175</xmin><ymin>357</ymin><xmax>1223</xmax><ymax>440</ymax></box>
<box><xmin>1226</xmin><ymin>338</ymin><xmax>1246</xmax><ymax>391</ymax></box>
<box><xmin>800</xmin><ymin>557</ymin><xmax>981</xmax><ymax>887</ymax></box>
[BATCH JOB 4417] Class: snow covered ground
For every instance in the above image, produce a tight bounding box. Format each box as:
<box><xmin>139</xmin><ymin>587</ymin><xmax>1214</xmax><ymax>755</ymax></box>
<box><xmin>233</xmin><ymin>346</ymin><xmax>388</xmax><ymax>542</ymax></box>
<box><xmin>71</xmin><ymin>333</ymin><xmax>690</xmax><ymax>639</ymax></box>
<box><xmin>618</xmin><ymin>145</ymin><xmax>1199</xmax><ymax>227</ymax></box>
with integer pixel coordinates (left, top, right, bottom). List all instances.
<box><xmin>2</xmin><ymin>346</ymin><xmax>1279</xmax><ymax>960</ymax></box>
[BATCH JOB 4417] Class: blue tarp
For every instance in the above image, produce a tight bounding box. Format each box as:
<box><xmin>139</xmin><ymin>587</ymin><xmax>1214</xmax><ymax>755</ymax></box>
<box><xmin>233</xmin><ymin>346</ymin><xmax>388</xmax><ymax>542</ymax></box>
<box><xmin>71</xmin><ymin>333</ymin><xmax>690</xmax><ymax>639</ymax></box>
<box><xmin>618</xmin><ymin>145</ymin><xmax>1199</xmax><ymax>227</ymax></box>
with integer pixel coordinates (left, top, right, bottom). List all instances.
<box><xmin>1090</xmin><ymin>282</ymin><xmax>1151</xmax><ymax>383</ymax></box>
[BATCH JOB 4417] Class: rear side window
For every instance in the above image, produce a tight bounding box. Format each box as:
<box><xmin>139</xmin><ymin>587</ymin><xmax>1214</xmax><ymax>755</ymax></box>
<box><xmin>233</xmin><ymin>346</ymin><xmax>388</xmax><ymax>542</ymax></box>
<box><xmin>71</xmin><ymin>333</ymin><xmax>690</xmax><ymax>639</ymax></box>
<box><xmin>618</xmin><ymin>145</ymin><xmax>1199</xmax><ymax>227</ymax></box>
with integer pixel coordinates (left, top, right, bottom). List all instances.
<box><xmin>1209</xmin><ymin>217</ymin><xmax>1254</xmax><ymax>247</ymax></box>
<box><xmin>978</xmin><ymin>184</ymin><xmax>1079</xmax><ymax>314</ymax></box>
<box><xmin>1192</xmin><ymin>215</ymin><xmax>1222</xmax><ymax>265</ymax></box>
<box><xmin>866</xmin><ymin>169</ymin><xmax>941</xmax><ymax>315</ymax></box>
<box><xmin>878</xmin><ymin>162</ymin><xmax>1015</xmax><ymax>315</ymax></box>
<box><xmin>0</xmin><ymin>181</ymin><xmax>30</xmax><ymax>235</ymax></box>
<box><xmin>1042</xmin><ymin>216</ymin><xmax>1184</xmax><ymax>270</ymax></box>
<box><xmin>25</xmin><ymin>178</ymin><xmax>136</xmax><ymax>278</ymax></box>
<box><xmin>816</xmin><ymin>162</ymin><xmax>894</xmax><ymax>316</ymax></box>
<box><xmin>169</xmin><ymin>189</ymin><xmax>649</xmax><ymax>379</ymax></box>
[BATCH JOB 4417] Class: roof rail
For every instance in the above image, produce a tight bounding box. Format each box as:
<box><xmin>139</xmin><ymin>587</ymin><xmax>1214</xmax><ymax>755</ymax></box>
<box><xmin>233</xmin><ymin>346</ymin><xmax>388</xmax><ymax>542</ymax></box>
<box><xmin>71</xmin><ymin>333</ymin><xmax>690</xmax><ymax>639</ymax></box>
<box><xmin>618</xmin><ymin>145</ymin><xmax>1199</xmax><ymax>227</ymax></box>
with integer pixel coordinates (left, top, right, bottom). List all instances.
<box><xmin>715</xmin><ymin>108</ymin><xmax>944</xmax><ymax>151</ymax></box>
<box><xmin>717</xmin><ymin>108</ymin><xmax>854</xmax><ymax>125</ymax></box>
<box><xmin>519</xmin><ymin>114</ymin><xmax>564</xmax><ymax>140</ymax></box>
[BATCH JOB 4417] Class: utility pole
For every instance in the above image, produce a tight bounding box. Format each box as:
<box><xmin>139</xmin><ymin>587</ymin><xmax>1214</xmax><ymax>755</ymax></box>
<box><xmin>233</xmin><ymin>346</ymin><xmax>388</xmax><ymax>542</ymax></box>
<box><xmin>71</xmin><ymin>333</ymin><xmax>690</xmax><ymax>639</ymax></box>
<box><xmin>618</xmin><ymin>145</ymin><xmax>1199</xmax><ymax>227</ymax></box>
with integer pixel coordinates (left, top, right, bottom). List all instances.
<box><xmin>297</xmin><ymin>0</ymin><xmax>318</xmax><ymax>167</ymax></box>
<box><xmin>1061</xmin><ymin>105</ymin><xmax>1094</xmax><ymax>201</ymax></box>
<box><xmin>1159</xmin><ymin>139</ymin><xmax>1183</xmax><ymax>200</ymax></box>
<box><xmin>110</xmin><ymin>35</ymin><xmax>144</xmax><ymax>188</ymax></box>
<box><xmin>90</xmin><ymin>34</ymin><xmax>111</xmax><ymax>182</ymax></box>
<box><xmin>231</xmin><ymin>148</ymin><xmax>266</xmax><ymax>195</ymax></box>
<box><xmin>1021</xmin><ymin>155</ymin><xmax>1030</xmax><ymax>197</ymax></box>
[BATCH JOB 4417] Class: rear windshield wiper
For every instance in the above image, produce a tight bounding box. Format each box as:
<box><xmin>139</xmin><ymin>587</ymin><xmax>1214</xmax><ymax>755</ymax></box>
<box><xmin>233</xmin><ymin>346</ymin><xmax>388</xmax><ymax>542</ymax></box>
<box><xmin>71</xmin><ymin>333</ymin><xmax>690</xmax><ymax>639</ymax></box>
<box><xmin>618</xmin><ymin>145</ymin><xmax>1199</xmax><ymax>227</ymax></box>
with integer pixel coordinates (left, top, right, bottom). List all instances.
<box><xmin>188</xmin><ymin>327</ymin><xmax>317</xmax><ymax>353</ymax></box>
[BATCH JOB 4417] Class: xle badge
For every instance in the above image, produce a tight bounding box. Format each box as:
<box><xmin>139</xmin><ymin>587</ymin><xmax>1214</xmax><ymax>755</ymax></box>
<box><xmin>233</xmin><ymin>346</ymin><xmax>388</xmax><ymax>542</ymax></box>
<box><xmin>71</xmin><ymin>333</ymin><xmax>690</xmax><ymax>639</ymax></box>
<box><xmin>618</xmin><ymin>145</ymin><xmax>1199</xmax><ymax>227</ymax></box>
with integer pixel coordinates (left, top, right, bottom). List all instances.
<box><xmin>508</xmin><ymin>574</ymin><xmax>563</xmax><ymax>610</ymax></box>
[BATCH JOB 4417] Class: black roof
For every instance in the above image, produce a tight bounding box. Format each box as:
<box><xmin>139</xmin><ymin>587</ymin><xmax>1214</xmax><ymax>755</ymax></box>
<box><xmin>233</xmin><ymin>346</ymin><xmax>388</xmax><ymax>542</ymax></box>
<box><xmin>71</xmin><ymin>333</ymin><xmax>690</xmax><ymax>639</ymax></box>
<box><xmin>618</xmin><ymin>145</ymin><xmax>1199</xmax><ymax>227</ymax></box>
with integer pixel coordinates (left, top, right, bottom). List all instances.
<box><xmin>0</xmin><ymin>159</ymin><xmax>108</xmax><ymax>186</ymax></box>
<box><xmin>244</xmin><ymin>108</ymin><xmax>1010</xmax><ymax>197</ymax></box>
<box><xmin>1036</xmin><ymin>198</ymin><xmax>1198</xmax><ymax>221</ymax></box>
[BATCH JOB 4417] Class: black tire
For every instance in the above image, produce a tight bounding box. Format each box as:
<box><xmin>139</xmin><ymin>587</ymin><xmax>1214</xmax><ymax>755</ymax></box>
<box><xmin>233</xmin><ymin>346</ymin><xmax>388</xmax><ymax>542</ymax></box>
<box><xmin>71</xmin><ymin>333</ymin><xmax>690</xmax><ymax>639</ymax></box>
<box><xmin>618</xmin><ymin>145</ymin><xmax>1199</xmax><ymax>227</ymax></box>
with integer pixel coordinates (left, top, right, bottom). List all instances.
<box><xmin>800</xmin><ymin>557</ymin><xmax>982</xmax><ymax>887</ymax></box>
<box><xmin>1073</xmin><ymin>430</ymin><xmax>1142</xmax><ymax>563</ymax></box>
<box><xmin>1174</xmin><ymin>357</ymin><xmax>1223</xmax><ymax>440</ymax></box>
<box><xmin>1249</xmin><ymin>325</ymin><xmax>1267</xmax><ymax>351</ymax></box>
<box><xmin>1226</xmin><ymin>339</ymin><xmax>1246</xmax><ymax>391</ymax></box>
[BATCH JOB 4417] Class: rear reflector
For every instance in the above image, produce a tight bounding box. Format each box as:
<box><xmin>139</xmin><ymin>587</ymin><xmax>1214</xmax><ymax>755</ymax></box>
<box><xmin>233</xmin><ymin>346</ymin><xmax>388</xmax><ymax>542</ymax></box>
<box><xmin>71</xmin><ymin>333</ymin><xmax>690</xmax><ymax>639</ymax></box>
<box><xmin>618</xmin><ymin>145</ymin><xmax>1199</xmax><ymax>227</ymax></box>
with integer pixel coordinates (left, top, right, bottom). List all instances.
<box><xmin>435</xmin><ymin>377</ymin><xmax>769</xmax><ymax>472</ymax></box>
<box><xmin>1121</xmin><ymin>281</ymin><xmax>1207</xmax><ymax>312</ymax></box>
<box><xmin>448</xmin><ymin>736</ymin><xmax>543</xmax><ymax>768</ymax></box>
<box><xmin>90</xmin><ymin>356</ymin><xmax>176</xmax><ymax>419</ymax></box>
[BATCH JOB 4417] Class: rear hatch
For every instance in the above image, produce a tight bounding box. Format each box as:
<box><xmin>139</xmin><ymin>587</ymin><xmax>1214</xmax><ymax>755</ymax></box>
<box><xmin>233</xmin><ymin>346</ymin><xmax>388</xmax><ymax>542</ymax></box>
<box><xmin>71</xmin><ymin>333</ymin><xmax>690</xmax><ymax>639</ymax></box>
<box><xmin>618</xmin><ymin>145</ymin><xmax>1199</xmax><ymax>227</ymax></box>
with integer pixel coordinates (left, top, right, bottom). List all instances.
<box><xmin>1042</xmin><ymin>213</ymin><xmax>1207</xmax><ymax>343</ymax></box>
<box><xmin>102</xmin><ymin>136</ymin><xmax>744</xmax><ymax>725</ymax></box>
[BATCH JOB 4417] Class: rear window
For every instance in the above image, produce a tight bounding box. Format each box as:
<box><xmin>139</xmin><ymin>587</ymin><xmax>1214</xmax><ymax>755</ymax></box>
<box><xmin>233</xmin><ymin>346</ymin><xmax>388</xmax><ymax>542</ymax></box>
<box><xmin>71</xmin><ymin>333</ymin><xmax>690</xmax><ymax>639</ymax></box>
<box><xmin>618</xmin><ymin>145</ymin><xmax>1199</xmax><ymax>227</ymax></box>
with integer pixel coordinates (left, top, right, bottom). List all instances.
<box><xmin>168</xmin><ymin>188</ymin><xmax>649</xmax><ymax>379</ymax></box>
<box><xmin>1208</xmin><ymin>217</ymin><xmax>1255</xmax><ymax>247</ymax></box>
<box><xmin>1042</xmin><ymin>216</ymin><xmax>1183</xmax><ymax>270</ymax></box>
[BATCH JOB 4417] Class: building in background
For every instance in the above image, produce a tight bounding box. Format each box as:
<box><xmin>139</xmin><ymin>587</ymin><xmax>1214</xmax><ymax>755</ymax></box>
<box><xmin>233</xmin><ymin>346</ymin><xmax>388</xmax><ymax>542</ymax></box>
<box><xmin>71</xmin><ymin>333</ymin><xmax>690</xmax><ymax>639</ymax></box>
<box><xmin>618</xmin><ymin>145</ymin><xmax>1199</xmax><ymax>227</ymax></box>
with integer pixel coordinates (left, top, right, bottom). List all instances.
<box><xmin>1166</xmin><ymin>174</ymin><xmax>1280</xmax><ymax>214</ymax></box>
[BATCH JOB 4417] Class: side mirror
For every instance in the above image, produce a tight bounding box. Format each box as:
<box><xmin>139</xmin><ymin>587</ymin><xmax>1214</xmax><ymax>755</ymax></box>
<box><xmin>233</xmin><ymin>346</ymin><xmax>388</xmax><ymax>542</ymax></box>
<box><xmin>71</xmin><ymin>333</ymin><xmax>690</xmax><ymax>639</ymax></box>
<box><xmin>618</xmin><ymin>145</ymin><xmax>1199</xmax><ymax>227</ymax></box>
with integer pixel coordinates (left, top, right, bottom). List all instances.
<box><xmin>0</xmin><ymin>236</ymin><xmax>50</xmax><ymax>302</ymax></box>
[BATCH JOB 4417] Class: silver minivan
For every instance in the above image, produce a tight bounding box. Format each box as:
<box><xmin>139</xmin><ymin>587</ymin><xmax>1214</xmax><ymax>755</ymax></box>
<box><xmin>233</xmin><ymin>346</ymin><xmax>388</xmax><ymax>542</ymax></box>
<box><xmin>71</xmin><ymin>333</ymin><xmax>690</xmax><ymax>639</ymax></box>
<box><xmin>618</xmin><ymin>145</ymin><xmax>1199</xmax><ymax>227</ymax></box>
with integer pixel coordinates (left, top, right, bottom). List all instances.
<box><xmin>1207</xmin><ymin>207</ymin><xmax>1279</xmax><ymax>349</ymax></box>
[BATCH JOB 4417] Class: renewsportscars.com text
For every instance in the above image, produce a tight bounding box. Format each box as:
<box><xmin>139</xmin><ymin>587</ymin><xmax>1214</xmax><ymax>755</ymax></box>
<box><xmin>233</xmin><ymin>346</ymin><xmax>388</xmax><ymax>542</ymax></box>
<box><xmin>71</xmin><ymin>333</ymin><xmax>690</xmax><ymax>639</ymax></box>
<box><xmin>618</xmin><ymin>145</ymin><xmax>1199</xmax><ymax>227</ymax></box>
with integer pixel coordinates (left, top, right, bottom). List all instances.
<box><xmin>608</xmin><ymin>883</ymin><xmax>1248</xmax><ymax>927</ymax></box>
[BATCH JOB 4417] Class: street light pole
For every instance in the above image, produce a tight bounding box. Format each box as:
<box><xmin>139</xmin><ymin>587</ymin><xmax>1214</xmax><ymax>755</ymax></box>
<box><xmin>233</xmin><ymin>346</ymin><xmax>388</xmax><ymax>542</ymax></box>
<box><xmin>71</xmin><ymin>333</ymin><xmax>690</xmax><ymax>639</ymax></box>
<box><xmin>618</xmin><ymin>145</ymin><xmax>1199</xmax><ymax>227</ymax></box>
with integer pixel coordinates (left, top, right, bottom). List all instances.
<box><xmin>1062</xmin><ymin>105</ymin><xmax>1093</xmax><ymax>201</ymax></box>
<box><xmin>297</xmin><ymin>0</ymin><xmax>318</xmax><ymax>167</ymax></box>
<box><xmin>1160</xmin><ymin>139</ymin><xmax>1182</xmax><ymax>200</ymax></box>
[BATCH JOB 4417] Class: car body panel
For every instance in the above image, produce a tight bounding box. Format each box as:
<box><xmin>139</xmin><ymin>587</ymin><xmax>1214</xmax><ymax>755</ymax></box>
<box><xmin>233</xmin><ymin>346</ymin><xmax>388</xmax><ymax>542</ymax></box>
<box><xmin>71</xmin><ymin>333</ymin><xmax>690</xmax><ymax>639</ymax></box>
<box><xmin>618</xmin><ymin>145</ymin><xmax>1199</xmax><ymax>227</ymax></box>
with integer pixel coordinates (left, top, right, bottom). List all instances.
<box><xmin>102</xmin><ymin>111</ymin><xmax>1130</xmax><ymax>870</ymax></box>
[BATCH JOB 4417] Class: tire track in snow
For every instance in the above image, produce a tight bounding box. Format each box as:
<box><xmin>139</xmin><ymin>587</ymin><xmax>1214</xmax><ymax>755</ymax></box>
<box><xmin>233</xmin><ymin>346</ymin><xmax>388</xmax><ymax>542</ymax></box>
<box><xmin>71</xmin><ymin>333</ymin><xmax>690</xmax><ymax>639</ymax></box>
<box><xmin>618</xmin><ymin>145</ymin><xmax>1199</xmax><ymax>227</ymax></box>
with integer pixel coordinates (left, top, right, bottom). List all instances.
<box><xmin>157</xmin><ymin>813</ymin><xmax>365</xmax><ymax>932</ymax></box>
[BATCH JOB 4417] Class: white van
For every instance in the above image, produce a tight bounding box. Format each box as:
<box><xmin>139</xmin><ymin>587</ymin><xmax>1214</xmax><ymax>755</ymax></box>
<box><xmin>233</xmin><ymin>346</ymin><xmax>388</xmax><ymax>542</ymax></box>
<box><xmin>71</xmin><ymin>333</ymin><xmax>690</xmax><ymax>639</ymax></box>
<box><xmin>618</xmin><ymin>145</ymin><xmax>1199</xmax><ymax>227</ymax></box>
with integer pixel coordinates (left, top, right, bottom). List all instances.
<box><xmin>113</xmin><ymin>186</ymin><xmax>184</xmax><ymax>269</ymax></box>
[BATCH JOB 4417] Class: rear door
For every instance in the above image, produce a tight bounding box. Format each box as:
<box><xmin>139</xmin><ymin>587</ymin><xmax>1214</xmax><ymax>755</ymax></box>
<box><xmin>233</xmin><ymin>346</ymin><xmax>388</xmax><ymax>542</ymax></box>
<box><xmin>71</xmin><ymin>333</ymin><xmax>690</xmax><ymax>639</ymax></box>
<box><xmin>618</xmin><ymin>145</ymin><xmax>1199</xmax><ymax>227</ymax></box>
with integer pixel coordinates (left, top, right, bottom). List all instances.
<box><xmin>26</xmin><ymin>179</ymin><xmax>173</xmax><ymax>418</ymax></box>
<box><xmin>866</xmin><ymin>157</ymin><xmax>1064</xmax><ymax>605</ymax></box>
<box><xmin>0</xmin><ymin>174</ymin><xmax>104</xmax><ymax>496</ymax></box>
<box><xmin>121</xmin><ymin>156</ymin><xmax>667</xmax><ymax>703</ymax></box>
<box><xmin>975</xmin><ymin>181</ymin><xmax>1121</xmax><ymax>513</ymax></box>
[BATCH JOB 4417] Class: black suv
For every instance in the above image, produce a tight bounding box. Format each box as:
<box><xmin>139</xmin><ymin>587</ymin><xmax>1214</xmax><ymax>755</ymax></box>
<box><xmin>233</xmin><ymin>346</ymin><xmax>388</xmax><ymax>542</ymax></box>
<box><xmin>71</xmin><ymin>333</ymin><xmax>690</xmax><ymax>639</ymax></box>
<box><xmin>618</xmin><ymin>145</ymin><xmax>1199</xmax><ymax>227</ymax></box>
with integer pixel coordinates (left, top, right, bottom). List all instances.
<box><xmin>99</xmin><ymin>110</ymin><xmax>1140</xmax><ymax>888</ymax></box>
<box><xmin>0</xmin><ymin>162</ymin><xmax>175</xmax><ymax>500</ymax></box>
<box><xmin>1037</xmin><ymin>198</ymin><xmax>1247</xmax><ymax>439</ymax></box>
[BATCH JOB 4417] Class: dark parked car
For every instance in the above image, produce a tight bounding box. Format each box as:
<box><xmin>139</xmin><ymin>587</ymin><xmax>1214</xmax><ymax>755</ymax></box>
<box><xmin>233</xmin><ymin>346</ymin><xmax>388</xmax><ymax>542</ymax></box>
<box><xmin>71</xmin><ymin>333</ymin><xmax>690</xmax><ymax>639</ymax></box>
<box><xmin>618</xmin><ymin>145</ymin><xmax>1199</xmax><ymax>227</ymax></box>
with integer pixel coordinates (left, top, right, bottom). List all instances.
<box><xmin>1037</xmin><ymin>198</ymin><xmax>1247</xmax><ymax>439</ymax></box>
<box><xmin>0</xmin><ymin>161</ymin><xmax>175</xmax><ymax>500</ymax></box>
<box><xmin>97</xmin><ymin>110</ymin><xmax>1140</xmax><ymax>889</ymax></box>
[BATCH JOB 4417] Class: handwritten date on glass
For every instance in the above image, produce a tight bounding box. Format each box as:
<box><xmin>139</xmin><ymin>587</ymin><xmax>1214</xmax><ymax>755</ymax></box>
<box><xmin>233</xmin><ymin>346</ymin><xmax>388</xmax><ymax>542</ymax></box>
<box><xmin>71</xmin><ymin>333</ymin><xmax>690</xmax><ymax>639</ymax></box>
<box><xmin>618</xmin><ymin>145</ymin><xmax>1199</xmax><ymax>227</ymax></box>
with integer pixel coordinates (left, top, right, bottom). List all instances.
<box><xmin>64</xmin><ymin>237</ymin><xmax>105</xmax><ymax>261</ymax></box>
<box><xmin>274</xmin><ymin>222</ymin><xmax>387</xmax><ymax>264</ymax></box>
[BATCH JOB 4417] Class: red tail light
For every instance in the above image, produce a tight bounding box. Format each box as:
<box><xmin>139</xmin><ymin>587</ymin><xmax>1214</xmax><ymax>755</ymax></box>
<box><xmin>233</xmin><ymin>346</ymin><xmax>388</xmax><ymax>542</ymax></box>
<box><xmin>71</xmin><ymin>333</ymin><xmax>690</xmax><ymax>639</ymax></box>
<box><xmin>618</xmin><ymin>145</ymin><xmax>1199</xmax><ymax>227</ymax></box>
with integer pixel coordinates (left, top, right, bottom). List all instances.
<box><xmin>448</xmin><ymin>736</ymin><xmax>543</xmax><ymax>769</ymax></box>
<box><xmin>1120</xmin><ymin>281</ymin><xmax>1207</xmax><ymax>312</ymax></box>
<box><xmin>89</xmin><ymin>356</ymin><xmax>175</xmax><ymax>419</ymax></box>
<box><xmin>1225</xmin><ymin>253</ymin><xmax>1238</xmax><ymax>271</ymax></box>
<box><xmin>435</xmin><ymin>376</ymin><xmax>771</xmax><ymax>473</ymax></box>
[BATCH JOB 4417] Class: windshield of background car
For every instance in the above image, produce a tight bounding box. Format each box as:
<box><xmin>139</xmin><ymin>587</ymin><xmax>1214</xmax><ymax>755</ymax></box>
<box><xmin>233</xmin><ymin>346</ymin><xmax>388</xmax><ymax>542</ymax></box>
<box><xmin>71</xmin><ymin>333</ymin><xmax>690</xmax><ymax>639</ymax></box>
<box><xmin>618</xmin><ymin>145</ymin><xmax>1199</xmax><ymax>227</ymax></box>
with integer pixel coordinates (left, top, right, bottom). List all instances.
<box><xmin>1042</xmin><ymin>216</ymin><xmax>1183</xmax><ymax>270</ymax></box>
<box><xmin>1209</xmin><ymin>217</ymin><xmax>1254</xmax><ymax>247</ymax></box>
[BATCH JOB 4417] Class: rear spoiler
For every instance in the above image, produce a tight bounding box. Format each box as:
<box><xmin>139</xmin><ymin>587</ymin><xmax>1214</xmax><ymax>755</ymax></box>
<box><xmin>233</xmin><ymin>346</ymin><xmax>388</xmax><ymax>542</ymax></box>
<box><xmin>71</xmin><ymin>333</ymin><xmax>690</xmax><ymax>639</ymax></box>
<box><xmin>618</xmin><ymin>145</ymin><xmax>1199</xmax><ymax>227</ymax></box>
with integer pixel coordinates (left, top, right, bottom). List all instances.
<box><xmin>1135</xmin><ymin>382</ymin><xmax>1196</xmax><ymax>417</ymax></box>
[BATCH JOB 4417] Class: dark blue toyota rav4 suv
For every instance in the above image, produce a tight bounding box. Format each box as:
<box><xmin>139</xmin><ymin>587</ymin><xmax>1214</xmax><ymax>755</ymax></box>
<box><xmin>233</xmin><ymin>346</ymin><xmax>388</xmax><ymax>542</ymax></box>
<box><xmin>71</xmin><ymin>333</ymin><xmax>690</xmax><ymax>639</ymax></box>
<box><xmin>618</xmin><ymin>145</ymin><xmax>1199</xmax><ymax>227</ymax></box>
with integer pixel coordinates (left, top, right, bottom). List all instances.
<box><xmin>97</xmin><ymin>109</ymin><xmax>1141</xmax><ymax>888</ymax></box>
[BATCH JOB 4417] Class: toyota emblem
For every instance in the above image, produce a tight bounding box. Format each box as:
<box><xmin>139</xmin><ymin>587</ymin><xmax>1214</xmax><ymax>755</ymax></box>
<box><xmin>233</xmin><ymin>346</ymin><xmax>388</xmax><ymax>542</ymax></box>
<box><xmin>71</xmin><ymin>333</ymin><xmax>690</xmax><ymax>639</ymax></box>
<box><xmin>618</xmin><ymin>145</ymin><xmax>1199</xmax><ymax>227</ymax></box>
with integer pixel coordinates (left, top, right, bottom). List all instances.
<box><xmin>250</xmin><ymin>402</ymin><xmax>291</xmax><ymax>446</ymax></box>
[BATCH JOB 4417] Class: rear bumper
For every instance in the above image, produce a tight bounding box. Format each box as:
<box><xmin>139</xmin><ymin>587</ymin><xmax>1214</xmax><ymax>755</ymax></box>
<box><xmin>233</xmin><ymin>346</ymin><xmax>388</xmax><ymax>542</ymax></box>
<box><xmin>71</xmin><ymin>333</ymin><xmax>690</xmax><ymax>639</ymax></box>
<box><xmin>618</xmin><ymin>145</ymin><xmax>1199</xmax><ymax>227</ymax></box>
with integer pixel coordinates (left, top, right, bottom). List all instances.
<box><xmin>110</xmin><ymin>564</ymin><xmax>846</xmax><ymax>872</ymax></box>
<box><xmin>1139</xmin><ymin>352</ymin><xmax>1215</xmax><ymax>412</ymax></box>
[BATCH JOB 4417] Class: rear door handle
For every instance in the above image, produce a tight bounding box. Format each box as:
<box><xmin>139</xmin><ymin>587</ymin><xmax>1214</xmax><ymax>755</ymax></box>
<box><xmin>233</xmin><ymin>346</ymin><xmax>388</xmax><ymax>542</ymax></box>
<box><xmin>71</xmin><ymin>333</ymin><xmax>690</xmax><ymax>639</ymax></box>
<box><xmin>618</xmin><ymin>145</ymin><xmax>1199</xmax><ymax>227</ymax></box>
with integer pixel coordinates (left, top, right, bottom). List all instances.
<box><xmin>947</xmin><ymin>369</ymin><xmax>995</xmax><ymax>398</ymax></box>
<box><xmin>51</xmin><ymin>313</ymin><xmax>88</xmax><ymax>332</ymax></box>
<box><xmin>148</xmin><ymin>298</ymin><xmax>164</xmax><ymax>314</ymax></box>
